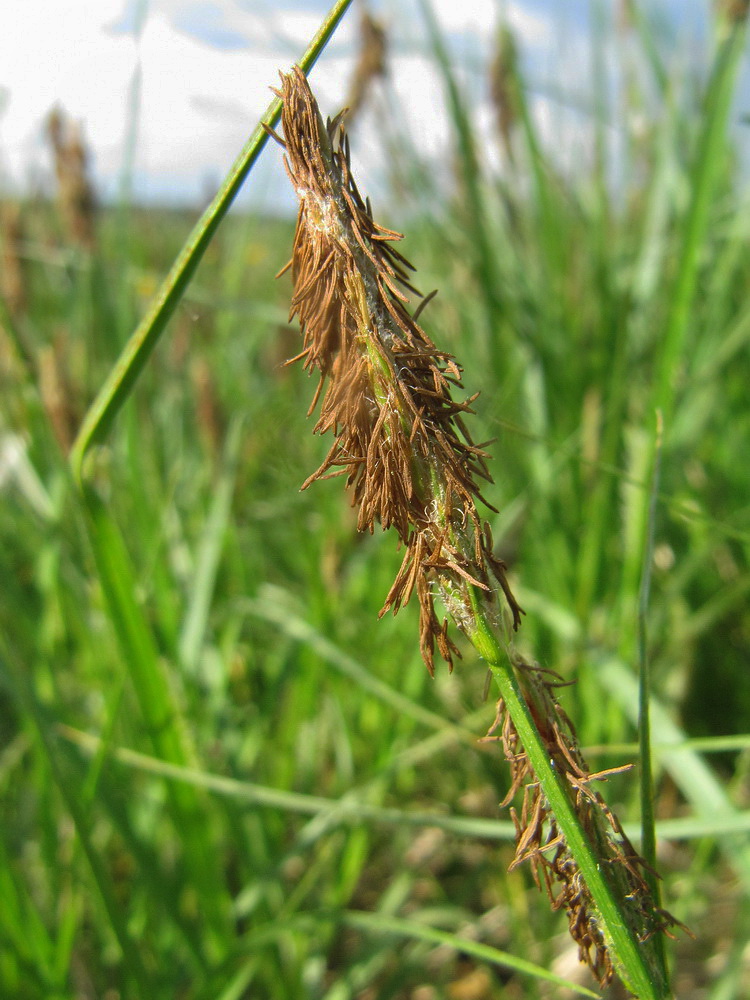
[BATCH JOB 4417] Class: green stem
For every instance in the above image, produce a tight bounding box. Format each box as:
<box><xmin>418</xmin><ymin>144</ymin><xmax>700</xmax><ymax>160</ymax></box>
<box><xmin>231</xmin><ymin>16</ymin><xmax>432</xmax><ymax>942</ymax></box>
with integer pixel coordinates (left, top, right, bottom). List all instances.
<box><xmin>638</xmin><ymin>412</ymin><xmax>666</xmax><ymax>974</ymax></box>
<box><xmin>467</xmin><ymin>591</ymin><xmax>669</xmax><ymax>999</ymax></box>
<box><xmin>69</xmin><ymin>0</ymin><xmax>356</xmax><ymax>484</ymax></box>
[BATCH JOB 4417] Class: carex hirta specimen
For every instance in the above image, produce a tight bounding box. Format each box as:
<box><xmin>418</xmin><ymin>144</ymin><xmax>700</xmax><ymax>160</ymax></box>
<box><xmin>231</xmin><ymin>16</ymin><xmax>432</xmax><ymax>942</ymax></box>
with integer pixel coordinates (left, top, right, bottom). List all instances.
<box><xmin>271</xmin><ymin>66</ymin><xmax>522</xmax><ymax>676</ymax></box>
<box><xmin>271</xmin><ymin>66</ymin><xmax>679</xmax><ymax>989</ymax></box>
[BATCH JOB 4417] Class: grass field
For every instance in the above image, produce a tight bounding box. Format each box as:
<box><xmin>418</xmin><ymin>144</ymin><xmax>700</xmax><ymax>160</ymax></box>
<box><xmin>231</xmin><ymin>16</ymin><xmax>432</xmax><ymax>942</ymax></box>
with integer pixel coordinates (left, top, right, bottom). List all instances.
<box><xmin>2</xmin><ymin>2</ymin><xmax>750</xmax><ymax>997</ymax></box>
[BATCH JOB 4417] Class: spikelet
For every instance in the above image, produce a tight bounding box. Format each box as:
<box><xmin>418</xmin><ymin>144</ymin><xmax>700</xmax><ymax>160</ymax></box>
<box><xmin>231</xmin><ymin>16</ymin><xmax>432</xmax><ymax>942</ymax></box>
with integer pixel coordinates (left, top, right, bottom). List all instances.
<box><xmin>344</xmin><ymin>10</ymin><xmax>387</xmax><ymax>125</ymax></box>
<box><xmin>1</xmin><ymin>201</ymin><xmax>27</xmax><ymax>320</ymax></box>
<box><xmin>481</xmin><ymin>649</ymin><xmax>683</xmax><ymax>985</ymax></box>
<box><xmin>719</xmin><ymin>0</ymin><xmax>750</xmax><ymax>23</ymax></box>
<box><xmin>271</xmin><ymin>66</ymin><xmax>522</xmax><ymax>675</ymax></box>
<box><xmin>47</xmin><ymin>108</ymin><xmax>97</xmax><ymax>249</ymax></box>
<box><xmin>489</xmin><ymin>26</ymin><xmax>520</xmax><ymax>165</ymax></box>
<box><xmin>38</xmin><ymin>338</ymin><xmax>77</xmax><ymax>452</ymax></box>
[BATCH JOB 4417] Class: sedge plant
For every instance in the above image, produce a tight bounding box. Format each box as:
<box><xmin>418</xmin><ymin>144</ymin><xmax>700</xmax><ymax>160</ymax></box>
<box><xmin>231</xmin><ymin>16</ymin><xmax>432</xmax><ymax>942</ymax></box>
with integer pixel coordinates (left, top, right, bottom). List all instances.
<box><xmin>265</xmin><ymin>65</ymin><xmax>679</xmax><ymax>997</ymax></box>
<box><xmin>4</xmin><ymin>0</ymin><xmax>739</xmax><ymax>996</ymax></box>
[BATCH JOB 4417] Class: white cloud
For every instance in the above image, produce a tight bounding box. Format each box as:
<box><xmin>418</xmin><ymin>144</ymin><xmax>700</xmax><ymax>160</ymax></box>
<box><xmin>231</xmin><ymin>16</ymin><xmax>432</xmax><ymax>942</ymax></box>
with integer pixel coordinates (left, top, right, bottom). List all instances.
<box><xmin>0</xmin><ymin>0</ymin><xmax>136</xmax><ymax>189</ymax></box>
<box><xmin>0</xmin><ymin>0</ymin><xmax>619</xmax><ymax>208</ymax></box>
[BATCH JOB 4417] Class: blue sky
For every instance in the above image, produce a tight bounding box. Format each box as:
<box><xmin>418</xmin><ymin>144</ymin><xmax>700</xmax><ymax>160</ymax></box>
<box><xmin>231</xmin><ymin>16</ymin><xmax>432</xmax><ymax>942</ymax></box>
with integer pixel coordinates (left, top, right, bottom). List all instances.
<box><xmin>0</xmin><ymin>1</ymin><xmax>739</xmax><ymax>212</ymax></box>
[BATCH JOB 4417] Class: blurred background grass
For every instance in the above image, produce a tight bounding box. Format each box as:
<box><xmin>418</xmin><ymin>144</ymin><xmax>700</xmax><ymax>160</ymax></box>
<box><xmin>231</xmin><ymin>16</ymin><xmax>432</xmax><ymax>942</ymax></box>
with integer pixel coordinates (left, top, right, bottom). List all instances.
<box><xmin>2</xmin><ymin>1</ymin><xmax>750</xmax><ymax>997</ymax></box>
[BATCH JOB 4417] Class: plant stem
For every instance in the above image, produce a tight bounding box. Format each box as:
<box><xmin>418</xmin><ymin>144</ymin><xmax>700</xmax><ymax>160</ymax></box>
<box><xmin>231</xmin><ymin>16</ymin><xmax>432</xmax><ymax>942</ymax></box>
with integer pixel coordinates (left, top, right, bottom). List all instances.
<box><xmin>469</xmin><ymin>596</ymin><xmax>670</xmax><ymax>999</ymax></box>
<box><xmin>638</xmin><ymin>412</ymin><xmax>666</xmax><ymax>973</ymax></box>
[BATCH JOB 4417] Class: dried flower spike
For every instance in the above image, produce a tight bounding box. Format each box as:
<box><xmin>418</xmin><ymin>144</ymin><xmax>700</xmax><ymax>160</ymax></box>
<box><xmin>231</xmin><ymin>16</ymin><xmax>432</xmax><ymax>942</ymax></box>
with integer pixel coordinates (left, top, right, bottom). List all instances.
<box><xmin>481</xmin><ymin>649</ymin><xmax>683</xmax><ymax>985</ymax></box>
<box><xmin>344</xmin><ymin>10</ymin><xmax>387</xmax><ymax>124</ymax></box>
<box><xmin>274</xmin><ymin>68</ymin><xmax>682</xmax><ymax>990</ymax></box>
<box><xmin>490</xmin><ymin>26</ymin><xmax>521</xmax><ymax>165</ymax></box>
<box><xmin>272</xmin><ymin>66</ymin><xmax>522</xmax><ymax>674</ymax></box>
<box><xmin>47</xmin><ymin>107</ymin><xmax>97</xmax><ymax>250</ymax></box>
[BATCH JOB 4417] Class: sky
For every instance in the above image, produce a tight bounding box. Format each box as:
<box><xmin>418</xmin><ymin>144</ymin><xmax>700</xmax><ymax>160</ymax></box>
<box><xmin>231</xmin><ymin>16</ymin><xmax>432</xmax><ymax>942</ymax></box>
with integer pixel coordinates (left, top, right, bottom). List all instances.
<box><xmin>0</xmin><ymin>0</ymin><xmax>727</xmax><ymax>213</ymax></box>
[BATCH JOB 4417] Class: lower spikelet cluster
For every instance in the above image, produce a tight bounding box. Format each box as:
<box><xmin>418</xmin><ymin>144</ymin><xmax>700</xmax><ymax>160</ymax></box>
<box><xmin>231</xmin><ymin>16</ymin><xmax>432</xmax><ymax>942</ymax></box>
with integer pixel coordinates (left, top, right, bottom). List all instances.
<box><xmin>481</xmin><ymin>652</ymin><xmax>682</xmax><ymax>984</ymax></box>
<box><xmin>271</xmin><ymin>66</ymin><xmax>521</xmax><ymax>674</ymax></box>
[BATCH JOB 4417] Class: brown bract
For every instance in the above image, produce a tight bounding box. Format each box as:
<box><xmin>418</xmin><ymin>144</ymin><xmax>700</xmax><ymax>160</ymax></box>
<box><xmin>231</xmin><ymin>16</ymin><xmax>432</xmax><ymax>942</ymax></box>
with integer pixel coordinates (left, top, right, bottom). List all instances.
<box><xmin>481</xmin><ymin>654</ymin><xmax>683</xmax><ymax>985</ymax></box>
<box><xmin>272</xmin><ymin>66</ymin><xmax>521</xmax><ymax>673</ymax></box>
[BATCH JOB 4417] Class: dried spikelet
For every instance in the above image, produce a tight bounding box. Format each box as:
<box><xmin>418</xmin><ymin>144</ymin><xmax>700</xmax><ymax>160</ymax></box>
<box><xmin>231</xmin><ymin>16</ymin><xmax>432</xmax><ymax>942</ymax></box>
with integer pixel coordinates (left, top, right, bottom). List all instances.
<box><xmin>1</xmin><ymin>201</ymin><xmax>27</xmax><ymax>319</ymax></box>
<box><xmin>47</xmin><ymin>107</ymin><xmax>97</xmax><ymax>249</ymax></box>
<box><xmin>344</xmin><ymin>10</ymin><xmax>387</xmax><ymax>125</ymax></box>
<box><xmin>717</xmin><ymin>0</ymin><xmax>750</xmax><ymax>22</ymax></box>
<box><xmin>38</xmin><ymin>334</ymin><xmax>78</xmax><ymax>451</ymax></box>
<box><xmin>481</xmin><ymin>652</ymin><xmax>684</xmax><ymax>986</ymax></box>
<box><xmin>490</xmin><ymin>27</ymin><xmax>521</xmax><ymax>165</ymax></box>
<box><xmin>273</xmin><ymin>66</ymin><xmax>522</xmax><ymax>675</ymax></box>
<box><xmin>616</xmin><ymin>0</ymin><xmax>634</xmax><ymax>34</ymax></box>
<box><xmin>191</xmin><ymin>356</ymin><xmax>224</xmax><ymax>458</ymax></box>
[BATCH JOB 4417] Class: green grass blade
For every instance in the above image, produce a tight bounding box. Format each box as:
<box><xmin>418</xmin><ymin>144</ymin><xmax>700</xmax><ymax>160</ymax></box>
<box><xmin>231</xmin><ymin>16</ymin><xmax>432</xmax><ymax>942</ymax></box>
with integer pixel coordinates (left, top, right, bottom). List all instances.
<box><xmin>58</xmin><ymin>723</ymin><xmax>516</xmax><ymax>842</ymax></box>
<box><xmin>341</xmin><ymin>910</ymin><xmax>600</xmax><ymax>997</ymax></box>
<box><xmin>69</xmin><ymin>0</ymin><xmax>356</xmax><ymax>484</ymax></box>
<box><xmin>599</xmin><ymin>656</ymin><xmax>750</xmax><ymax>893</ymax></box>
<box><xmin>243</xmin><ymin>587</ymin><xmax>469</xmax><ymax>737</ymax></box>
<box><xmin>178</xmin><ymin>415</ymin><xmax>243</xmax><ymax>673</ymax></box>
<box><xmin>0</xmin><ymin>644</ymin><xmax>151</xmax><ymax>993</ymax></box>
<box><xmin>416</xmin><ymin>0</ymin><xmax>503</xmax><ymax>337</ymax></box>
<box><xmin>637</xmin><ymin>413</ymin><xmax>667</xmax><ymax>977</ymax></box>
<box><xmin>621</xmin><ymin>12</ymin><xmax>749</xmax><ymax>607</ymax></box>
<box><xmin>654</xmin><ymin>16</ymin><xmax>749</xmax><ymax>427</ymax></box>
<box><xmin>80</xmin><ymin>485</ymin><xmax>232</xmax><ymax>950</ymax></box>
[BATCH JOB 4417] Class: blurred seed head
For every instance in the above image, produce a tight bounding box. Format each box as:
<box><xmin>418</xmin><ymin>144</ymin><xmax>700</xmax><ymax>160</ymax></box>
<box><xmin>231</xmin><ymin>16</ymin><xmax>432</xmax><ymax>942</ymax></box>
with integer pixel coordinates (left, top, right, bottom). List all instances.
<box><xmin>490</xmin><ymin>27</ymin><xmax>521</xmax><ymax>165</ymax></box>
<box><xmin>344</xmin><ymin>9</ymin><xmax>388</xmax><ymax>126</ymax></box>
<box><xmin>46</xmin><ymin>107</ymin><xmax>97</xmax><ymax>250</ymax></box>
<box><xmin>1</xmin><ymin>201</ymin><xmax>27</xmax><ymax>319</ymax></box>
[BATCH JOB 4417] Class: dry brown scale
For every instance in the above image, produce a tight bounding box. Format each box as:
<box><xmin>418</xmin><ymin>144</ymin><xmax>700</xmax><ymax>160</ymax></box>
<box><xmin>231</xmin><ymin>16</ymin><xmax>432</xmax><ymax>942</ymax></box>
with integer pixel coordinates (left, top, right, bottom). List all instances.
<box><xmin>481</xmin><ymin>655</ymin><xmax>684</xmax><ymax>983</ymax></box>
<box><xmin>270</xmin><ymin>66</ymin><xmax>522</xmax><ymax>675</ymax></box>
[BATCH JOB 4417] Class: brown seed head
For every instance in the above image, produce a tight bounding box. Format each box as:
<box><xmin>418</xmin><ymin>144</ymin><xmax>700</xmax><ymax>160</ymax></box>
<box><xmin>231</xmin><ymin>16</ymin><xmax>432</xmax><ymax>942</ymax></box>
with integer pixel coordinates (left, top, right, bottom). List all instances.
<box><xmin>344</xmin><ymin>10</ymin><xmax>387</xmax><ymax>123</ymax></box>
<box><xmin>275</xmin><ymin>67</ymin><xmax>521</xmax><ymax>672</ymax></box>
<box><xmin>46</xmin><ymin>107</ymin><xmax>97</xmax><ymax>249</ymax></box>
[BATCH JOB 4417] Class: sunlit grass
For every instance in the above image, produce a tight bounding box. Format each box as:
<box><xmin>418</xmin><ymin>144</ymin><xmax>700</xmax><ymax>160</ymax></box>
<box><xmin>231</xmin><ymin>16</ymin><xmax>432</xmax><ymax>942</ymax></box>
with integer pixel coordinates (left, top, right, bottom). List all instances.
<box><xmin>1</xmin><ymin>2</ymin><xmax>750</xmax><ymax>998</ymax></box>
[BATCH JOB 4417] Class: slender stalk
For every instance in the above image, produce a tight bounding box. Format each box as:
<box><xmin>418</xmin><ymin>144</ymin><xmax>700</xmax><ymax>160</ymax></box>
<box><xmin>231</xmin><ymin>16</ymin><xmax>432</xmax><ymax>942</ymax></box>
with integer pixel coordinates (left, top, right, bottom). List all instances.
<box><xmin>69</xmin><ymin>0</ymin><xmax>356</xmax><ymax>484</ymax></box>
<box><xmin>474</xmin><ymin>608</ymin><xmax>669</xmax><ymax>999</ymax></box>
<box><xmin>638</xmin><ymin>412</ymin><xmax>666</xmax><ymax>975</ymax></box>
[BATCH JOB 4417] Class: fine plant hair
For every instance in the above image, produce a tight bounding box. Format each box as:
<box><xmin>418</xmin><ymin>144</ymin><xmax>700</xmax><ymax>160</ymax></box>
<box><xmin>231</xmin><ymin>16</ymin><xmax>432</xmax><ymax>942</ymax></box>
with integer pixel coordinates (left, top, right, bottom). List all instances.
<box><xmin>272</xmin><ymin>65</ymin><xmax>679</xmax><ymax>990</ymax></box>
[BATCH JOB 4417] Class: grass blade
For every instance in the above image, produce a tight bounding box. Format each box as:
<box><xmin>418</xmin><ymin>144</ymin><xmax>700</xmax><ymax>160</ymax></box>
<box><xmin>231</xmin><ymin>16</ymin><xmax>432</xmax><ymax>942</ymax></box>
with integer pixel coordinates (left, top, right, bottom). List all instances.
<box><xmin>637</xmin><ymin>412</ymin><xmax>667</xmax><ymax>977</ymax></box>
<box><xmin>341</xmin><ymin>910</ymin><xmax>600</xmax><ymax>997</ymax></box>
